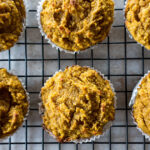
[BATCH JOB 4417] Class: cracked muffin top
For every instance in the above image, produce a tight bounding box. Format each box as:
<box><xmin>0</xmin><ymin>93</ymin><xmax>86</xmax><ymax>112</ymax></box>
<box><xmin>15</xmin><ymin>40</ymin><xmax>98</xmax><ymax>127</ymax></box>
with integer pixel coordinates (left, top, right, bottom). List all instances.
<box><xmin>133</xmin><ymin>73</ymin><xmax>150</xmax><ymax>136</ymax></box>
<box><xmin>125</xmin><ymin>0</ymin><xmax>150</xmax><ymax>50</ymax></box>
<box><xmin>41</xmin><ymin>65</ymin><xmax>115</xmax><ymax>142</ymax></box>
<box><xmin>0</xmin><ymin>68</ymin><xmax>28</xmax><ymax>139</ymax></box>
<box><xmin>40</xmin><ymin>0</ymin><xmax>114</xmax><ymax>52</ymax></box>
<box><xmin>0</xmin><ymin>0</ymin><xmax>25</xmax><ymax>52</ymax></box>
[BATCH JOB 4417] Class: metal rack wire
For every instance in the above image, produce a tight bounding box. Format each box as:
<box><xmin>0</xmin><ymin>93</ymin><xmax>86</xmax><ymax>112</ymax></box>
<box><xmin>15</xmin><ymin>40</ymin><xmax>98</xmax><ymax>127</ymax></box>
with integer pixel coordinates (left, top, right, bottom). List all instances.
<box><xmin>0</xmin><ymin>0</ymin><xmax>150</xmax><ymax>149</ymax></box>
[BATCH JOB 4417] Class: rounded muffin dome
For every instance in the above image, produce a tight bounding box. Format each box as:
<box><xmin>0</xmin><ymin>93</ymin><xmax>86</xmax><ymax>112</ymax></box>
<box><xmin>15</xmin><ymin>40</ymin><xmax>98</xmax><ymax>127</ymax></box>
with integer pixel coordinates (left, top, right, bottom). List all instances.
<box><xmin>133</xmin><ymin>73</ymin><xmax>150</xmax><ymax>136</ymax></box>
<box><xmin>40</xmin><ymin>0</ymin><xmax>114</xmax><ymax>52</ymax></box>
<box><xmin>0</xmin><ymin>68</ymin><xmax>29</xmax><ymax>139</ymax></box>
<box><xmin>125</xmin><ymin>0</ymin><xmax>150</xmax><ymax>50</ymax></box>
<box><xmin>0</xmin><ymin>0</ymin><xmax>25</xmax><ymax>51</ymax></box>
<box><xmin>41</xmin><ymin>65</ymin><xmax>115</xmax><ymax>142</ymax></box>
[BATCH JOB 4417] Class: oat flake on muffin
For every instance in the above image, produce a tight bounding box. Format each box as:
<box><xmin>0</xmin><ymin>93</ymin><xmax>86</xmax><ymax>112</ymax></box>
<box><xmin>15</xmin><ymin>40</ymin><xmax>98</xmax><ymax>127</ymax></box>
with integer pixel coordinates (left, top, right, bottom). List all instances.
<box><xmin>40</xmin><ymin>0</ymin><xmax>114</xmax><ymax>52</ymax></box>
<box><xmin>40</xmin><ymin>65</ymin><xmax>115</xmax><ymax>142</ymax></box>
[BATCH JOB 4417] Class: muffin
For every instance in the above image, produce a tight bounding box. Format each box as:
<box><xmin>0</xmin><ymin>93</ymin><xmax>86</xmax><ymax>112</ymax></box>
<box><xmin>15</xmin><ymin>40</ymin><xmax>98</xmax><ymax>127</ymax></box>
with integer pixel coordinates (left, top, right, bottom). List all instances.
<box><xmin>40</xmin><ymin>65</ymin><xmax>116</xmax><ymax>142</ymax></box>
<box><xmin>130</xmin><ymin>72</ymin><xmax>150</xmax><ymax>138</ymax></box>
<box><xmin>125</xmin><ymin>0</ymin><xmax>150</xmax><ymax>50</ymax></box>
<box><xmin>0</xmin><ymin>0</ymin><xmax>26</xmax><ymax>52</ymax></box>
<box><xmin>0</xmin><ymin>68</ymin><xmax>29</xmax><ymax>139</ymax></box>
<box><xmin>38</xmin><ymin>0</ymin><xmax>114</xmax><ymax>52</ymax></box>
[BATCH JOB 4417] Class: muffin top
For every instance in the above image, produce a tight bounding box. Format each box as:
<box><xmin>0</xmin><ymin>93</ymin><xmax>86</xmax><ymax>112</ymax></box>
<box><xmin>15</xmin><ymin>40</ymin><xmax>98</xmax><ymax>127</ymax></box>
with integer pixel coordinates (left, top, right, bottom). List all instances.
<box><xmin>125</xmin><ymin>0</ymin><xmax>150</xmax><ymax>50</ymax></box>
<box><xmin>0</xmin><ymin>68</ymin><xmax>28</xmax><ymax>139</ymax></box>
<box><xmin>41</xmin><ymin>65</ymin><xmax>115</xmax><ymax>142</ymax></box>
<box><xmin>0</xmin><ymin>0</ymin><xmax>25</xmax><ymax>52</ymax></box>
<box><xmin>133</xmin><ymin>73</ymin><xmax>150</xmax><ymax>136</ymax></box>
<box><xmin>40</xmin><ymin>0</ymin><xmax>114</xmax><ymax>52</ymax></box>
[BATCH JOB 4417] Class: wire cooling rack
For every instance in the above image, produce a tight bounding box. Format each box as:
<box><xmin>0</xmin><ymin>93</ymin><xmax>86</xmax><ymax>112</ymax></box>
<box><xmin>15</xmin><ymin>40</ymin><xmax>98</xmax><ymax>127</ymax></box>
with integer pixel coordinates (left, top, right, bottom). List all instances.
<box><xmin>1</xmin><ymin>0</ymin><xmax>150</xmax><ymax>150</ymax></box>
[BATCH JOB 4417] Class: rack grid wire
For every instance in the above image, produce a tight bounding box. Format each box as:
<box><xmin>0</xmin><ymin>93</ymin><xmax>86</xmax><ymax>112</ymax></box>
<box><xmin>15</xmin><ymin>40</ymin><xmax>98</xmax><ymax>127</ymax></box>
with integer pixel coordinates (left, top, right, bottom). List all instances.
<box><xmin>0</xmin><ymin>0</ymin><xmax>150</xmax><ymax>150</ymax></box>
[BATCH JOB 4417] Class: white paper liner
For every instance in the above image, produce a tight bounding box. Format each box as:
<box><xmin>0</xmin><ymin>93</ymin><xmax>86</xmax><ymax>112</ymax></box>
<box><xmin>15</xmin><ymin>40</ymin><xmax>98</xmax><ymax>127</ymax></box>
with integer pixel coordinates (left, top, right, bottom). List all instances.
<box><xmin>129</xmin><ymin>71</ymin><xmax>150</xmax><ymax>140</ymax></box>
<box><xmin>0</xmin><ymin>0</ymin><xmax>27</xmax><ymax>53</ymax></box>
<box><xmin>124</xmin><ymin>0</ymin><xmax>148</xmax><ymax>50</ymax></box>
<box><xmin>0</xmin><ymin>69</ymin><xmax>30</xmax><ymax>140</ymax></box>
<box><xmin>39</xmin><ymin>65</ymin><xmax>117</xmax><ymax>143</ymax></box>
<box><xmin>37</xmin><ymin>0</ymin><xmax>114</xmax><ymax>54</ymax></box>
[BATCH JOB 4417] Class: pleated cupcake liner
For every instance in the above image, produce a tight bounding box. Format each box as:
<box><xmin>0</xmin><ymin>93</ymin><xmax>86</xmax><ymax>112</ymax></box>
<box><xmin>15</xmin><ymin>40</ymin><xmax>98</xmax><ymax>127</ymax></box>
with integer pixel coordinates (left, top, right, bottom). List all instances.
<box><xmin>39</xmin><ymin>65</ymin><xmax>117</xmax><ymax>143</ymax></box>
<box><xmin>0</xmin><ymin>69</ymin><xmax>30</xmax><ymax>140</ymax></box>
<box><xmin>37</xmin><ymin>0</ymin><xmax>114</xmax><ymax>54</ymax></box>
<box><xmin>129</xmin><ymin>71</ymin><xmax>150</xmax><ymax>140</ymax></box>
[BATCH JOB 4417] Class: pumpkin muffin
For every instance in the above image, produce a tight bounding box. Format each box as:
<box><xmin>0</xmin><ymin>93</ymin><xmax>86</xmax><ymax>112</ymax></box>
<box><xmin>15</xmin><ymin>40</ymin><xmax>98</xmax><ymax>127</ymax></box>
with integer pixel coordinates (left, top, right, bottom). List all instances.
<box><xmin>0</xmin><ymin>0</ymin><xmax>25</xmax><ymax>52</ymax></box>
<box><xmin>125</xmin><ymin>0</ymin><xmax>150</xmax><ymax>50</ymax></box>
<box><xmin>39</xmin><ymin>0</ymin><xmax>114</xmax><ymax>52</ymax></box>
<box><xmin>0</xmin><ymin>68</ymin><xmax>29</xmax><ymax>139</ymax></box>
<box><xmin>132</xmin><ymin>73</ymin><xmax>150</xmax><ymax>136</ymax></box>
<box><xmin>40</xmin><ymin>65</ymin><xmax>115</xmax><ymax>142</ymax></box>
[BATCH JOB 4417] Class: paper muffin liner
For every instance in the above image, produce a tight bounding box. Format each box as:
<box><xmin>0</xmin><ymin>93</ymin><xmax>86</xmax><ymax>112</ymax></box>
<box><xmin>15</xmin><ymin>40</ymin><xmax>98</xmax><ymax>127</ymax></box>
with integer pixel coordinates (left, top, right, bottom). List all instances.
<box><xmin>39</xmin><ymin>65</ymin><xmax>117</xmax><ymax>143</ymax></box>
<box><xmin>37</xmin><ymin>0</ymin><xmax>114</xmax><ymax>54</ymax></box>
<box><xmin>124</xmin><ymin>0</ymin><xmax>147</xmax><ymax>50</ymax></box>
<box><xmin>0</xmin><ymin>69</ymin><xmax>30</xmax><ymax>140</ymax></box>
<box><xmin>0</xmin><ymin>0</ymin><xmax>27</xmax><ymax>53</ymax></box>
<box><xmin>129</xmin><ymin>71</ymin><xmax>150</xmax><ymax>140</ymax></box>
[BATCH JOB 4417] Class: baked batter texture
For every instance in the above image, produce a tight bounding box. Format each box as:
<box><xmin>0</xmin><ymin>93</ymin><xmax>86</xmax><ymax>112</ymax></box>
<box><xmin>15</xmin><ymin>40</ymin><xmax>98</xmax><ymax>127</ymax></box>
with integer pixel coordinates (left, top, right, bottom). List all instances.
<box><xmin>40</xmin><ymin>0</ymin><xmax>114</xmax><ymax>52</ymax></box>
<box><xmin>0</xmin><ymin>68</ymin><xmax>28</xmax><ymax>139</ymax></box>
<box><xmin>41</xmin><ymin>65</ymin><xmax>115</xmax><ymax>142</ymax></box>
<box><xmin>125</xmin><ymin>0</ymin><xmax>150</xmax><ymax>50</ymax></box>
<box><xmin>133</xmin><ymin>73</ymin><xmax>150</xmax><ymax>136</ymax></box>
<box><xmin>0</xmin><ymin>0</ymin><xmax>25</xmax><ymax>51</ymax></box>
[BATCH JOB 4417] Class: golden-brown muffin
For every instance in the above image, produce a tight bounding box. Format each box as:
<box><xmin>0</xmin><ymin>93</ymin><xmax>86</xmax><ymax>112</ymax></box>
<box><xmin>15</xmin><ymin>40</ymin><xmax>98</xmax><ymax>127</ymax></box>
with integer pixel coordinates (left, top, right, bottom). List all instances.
<box><xmin>40</xmin><ymin>0</ymin><xmax>114</xmax><ymax>52</ymax></box>
<box><xmin>125</xmin><ymin>0</ymin><xmax>150</xmax><ymax>50</ymax></box>
<box><xmin>133</xmin><ymin>73</ymin><xmax>150</xmax><ymax>136</ymax></box>
<box><xmin>0</xmin><ymin>68</ymin><xmax>29</xmax><ymax>139</ymax></box>
<box><xmin>41</xmin><ymin>65</ymin><xmax>115</xmax><ymax>142</ymax></box>
<box><xmin>0</xmin><ymin>0</ymin><xmax>25</xmax><ymax>52</ymax></box>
